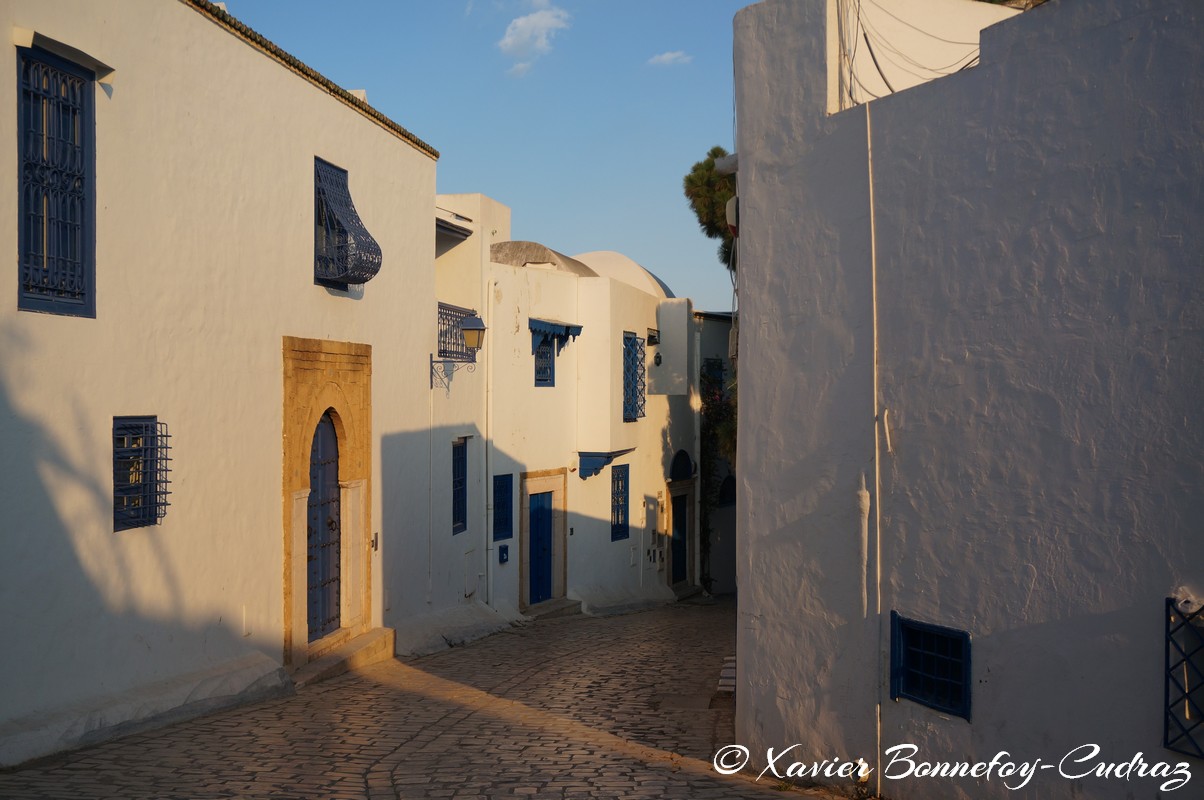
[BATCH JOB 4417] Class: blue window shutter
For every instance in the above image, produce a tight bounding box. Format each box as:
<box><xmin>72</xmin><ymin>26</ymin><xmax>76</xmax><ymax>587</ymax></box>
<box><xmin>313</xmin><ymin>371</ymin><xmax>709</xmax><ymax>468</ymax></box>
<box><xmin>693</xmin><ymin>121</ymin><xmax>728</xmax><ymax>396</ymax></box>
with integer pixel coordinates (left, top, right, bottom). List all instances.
<box><xmin>611</xmin><ymin>464</ymin><xmax>629</xmax><ymax>541</ymax></box>
<box><xmin>452</xmin><ymin>439</ymin><xmax>467</xmax><ymax>534</ymax></box>
<box><xmin>890</xmin><ymin>611</ymin><xmax>972</xmax><ymax>721</ymax></box>
<box><xmin>493</xmin><ymin>474</ymin><xmax>513</xmax><ymax>541</ymax></box>
<box><xmin>18</xmin><ymin>47</ymin><xmax>95</xmax><ymax>317</ymax></box>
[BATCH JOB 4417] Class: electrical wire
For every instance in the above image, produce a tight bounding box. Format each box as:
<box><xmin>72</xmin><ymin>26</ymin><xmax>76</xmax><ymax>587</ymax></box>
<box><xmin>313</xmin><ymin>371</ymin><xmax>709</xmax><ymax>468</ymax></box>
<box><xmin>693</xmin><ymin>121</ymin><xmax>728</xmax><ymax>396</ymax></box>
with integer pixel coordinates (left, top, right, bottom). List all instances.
<box><xmin>861</xmin><ymin>0</ymin><xmax>981</xmax><ymax>46</ymax></box>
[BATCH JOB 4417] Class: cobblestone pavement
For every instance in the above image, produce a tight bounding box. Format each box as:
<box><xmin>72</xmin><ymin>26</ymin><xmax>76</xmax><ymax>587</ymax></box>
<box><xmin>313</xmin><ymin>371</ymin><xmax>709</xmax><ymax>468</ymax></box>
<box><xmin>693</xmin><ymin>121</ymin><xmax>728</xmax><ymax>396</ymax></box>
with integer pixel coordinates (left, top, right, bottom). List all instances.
<box><xmin>0</xmin><ymin>599</ymin><xmax>841</xmax><ymax>799</ymax></box>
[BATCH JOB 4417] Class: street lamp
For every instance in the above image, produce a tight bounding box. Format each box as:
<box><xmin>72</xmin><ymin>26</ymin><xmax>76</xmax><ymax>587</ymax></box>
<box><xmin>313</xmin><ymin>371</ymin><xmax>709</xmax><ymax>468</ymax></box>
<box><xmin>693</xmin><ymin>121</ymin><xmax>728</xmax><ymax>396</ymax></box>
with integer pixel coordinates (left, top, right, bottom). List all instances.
<box><xmin>431</xmin><ymin>312</ymin><xmax>487</xmax><ymax>390</ymax></box>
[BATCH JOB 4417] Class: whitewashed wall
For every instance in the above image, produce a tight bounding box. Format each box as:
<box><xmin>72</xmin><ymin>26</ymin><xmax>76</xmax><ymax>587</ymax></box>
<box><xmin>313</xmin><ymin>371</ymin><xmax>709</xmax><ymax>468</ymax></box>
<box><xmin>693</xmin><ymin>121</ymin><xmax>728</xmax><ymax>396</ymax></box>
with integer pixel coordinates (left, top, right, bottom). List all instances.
<box><xmin>734</xmin><ymin>0</ymin><xmax>1204</xmax><ymax>798</ymax></box>
<box><xmin>0</xmin><ymin>0</ymin><xmax>435</xmax><ymax>764</ymax></box>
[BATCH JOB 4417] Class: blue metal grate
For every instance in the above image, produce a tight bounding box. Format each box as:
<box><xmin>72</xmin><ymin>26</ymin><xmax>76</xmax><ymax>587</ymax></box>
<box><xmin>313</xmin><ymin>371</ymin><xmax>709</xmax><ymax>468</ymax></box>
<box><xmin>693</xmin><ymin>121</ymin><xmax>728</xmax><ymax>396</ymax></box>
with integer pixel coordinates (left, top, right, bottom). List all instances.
<box><xmin>314</xmin><ymin>157</ymin><xmax>382</xmax><ymax>287</ymax></box>
<box><xmin>534</xmin><ymin>337</ymin><xmax>555</xmax><ymax>386</ymax></box>
<box><xmin>438</xmin><ymin>302</ymin><xmax>478</xmax><ymax>363</ymax></box>
<box><xmin>891</xmin><ymin>611</ymin><xmax>971</xmax><ymax>720</ymax></box>
<box><xmin>493</xmin><ymin>474</ymin><xmax>513</xmax><ymax>541</ymax></box>
<box><xmin>623</xmin><ymin>332</ymin><xmax>646</xmax><ymax>422</ymax></box>
<box><xmin>1166</xmin><ymin>597</ymin><xmax>1204</xmax><ymax>759</ymax></box>
<box><xmin>18</xmin><ymin>47</ymin><xmax>94</xmax><ymax>317</ymax></box>
<box><xmin>452</xmin><ymin>438</ymin><xmax>467</xmax><ymax>534</ymax></box>
<box><xmin>113</xmin><ymin>417</ymin><xmax>171</xmax><ymax>531</ymax></box>
<box><xmin>611</xmin><ymin>464</ymin><xmax>629</xmax><ymax>541</ymax></box>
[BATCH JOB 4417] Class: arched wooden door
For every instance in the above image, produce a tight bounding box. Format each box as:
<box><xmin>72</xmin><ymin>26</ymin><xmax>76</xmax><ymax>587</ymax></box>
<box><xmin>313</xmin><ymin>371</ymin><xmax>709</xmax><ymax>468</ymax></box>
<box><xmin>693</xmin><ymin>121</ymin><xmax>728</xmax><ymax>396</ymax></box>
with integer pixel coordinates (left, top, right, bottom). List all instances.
<box><xmin>307</xmin><ymin>412</ymin><xmax>341</xmax><ymax>642</ymax></box>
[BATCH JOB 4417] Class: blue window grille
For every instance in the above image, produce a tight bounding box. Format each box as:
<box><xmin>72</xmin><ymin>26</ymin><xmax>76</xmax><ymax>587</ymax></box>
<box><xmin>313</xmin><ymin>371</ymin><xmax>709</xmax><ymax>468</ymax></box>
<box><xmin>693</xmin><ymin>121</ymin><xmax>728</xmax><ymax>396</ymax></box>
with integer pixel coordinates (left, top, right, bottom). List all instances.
<box><xmin>535</xmin><ymin>337</ymin><xmax>555</xmax><ymax>387</ymax></box>
<box><xmin>493</xmin><ymin>474</ymin><xmax>513</xmax><ymax>541</ymax></box>
<box><xmin>1165</xmin><ymin>597</ymin><xmax>1204</xmax><ymax>759</ymax></box>
<box><xmin>314</xmin><ymin>157</ymin><xmax>381</xmax><ymax>288</ymax></box>
<box><xmin>452</xmin><ymin>438</ymin><xmax>467</xmax><ymax>534</ymax></box>
<box><xmin>611</xmin><ymin>464</ymin><xmax>629</xmax><ymax>541</ymax></box>
<box><xmin>623</xmin><ymin>332</ymin><xmax>646</xmax><ymax>422</ymax></box>
<box><xmin>438</xmin><ymin>302</ymin><xmax>478</xmax><ymax>363</ymax></box>
<box><xmin>18</xmin><ymin>47</ymin><xmax>95</xmax><ymax>317</ymax></box>
<box><xmin>113</xmin><ymin>417</ymin><xmax>171</xmax><ymax>531</ymax></box>
<box><xmin>891</xmin><ymin>611</ymin><xmax>971</xmax><ymax>720</ymax></box>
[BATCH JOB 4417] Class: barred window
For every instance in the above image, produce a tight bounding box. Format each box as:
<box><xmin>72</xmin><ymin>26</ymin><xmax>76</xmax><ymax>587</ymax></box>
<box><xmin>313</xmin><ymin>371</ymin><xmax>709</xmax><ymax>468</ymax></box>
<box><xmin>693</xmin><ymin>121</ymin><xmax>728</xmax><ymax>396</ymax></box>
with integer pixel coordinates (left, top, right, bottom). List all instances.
<box><xmin>452</xmin><ymin>438</ymin><xmax>467</xmax><ymax>534</ymax></box>
<box><xmin>18</xmin><ymin>47</ymin><xmax>95</xmax><ymax>317</ymax></box>
<box><xmin>1166</xmin><ymin>597</ymin><xmax>1204</xmax><ymax>759</ymax></box>
<box><xmin>314</xmin><ymin>157</ymin><xmax>381</xmax><ymax>288</ymax></box>
<box><xmin>534</xmin><ymin>337</ymin><xmax>555</xmax><ymax>387</ymax></box>
<box><xmin>113</xmin><ymin>417</ymin><xmax>171</xmax><ymax>531</ymax></box>
<box><xmin>611</xmin><ymin>464</ymin><xmax>629</xmax><ymax>541</ymax></box>
<box><xmin>891</xmin><ymin>611</ymin><xmax>971</xmax><ymax>720</ymax></box>
<box><xmin>622</xmin><ymin>332</ymin><xmax>646</xmax><ymax>422</ymax></box>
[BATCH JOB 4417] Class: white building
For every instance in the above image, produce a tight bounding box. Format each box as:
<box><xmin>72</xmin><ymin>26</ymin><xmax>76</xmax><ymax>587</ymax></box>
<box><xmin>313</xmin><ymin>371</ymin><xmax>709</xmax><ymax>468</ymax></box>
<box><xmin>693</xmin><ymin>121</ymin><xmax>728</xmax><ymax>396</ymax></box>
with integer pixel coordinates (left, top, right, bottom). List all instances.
<box><xmin>431</xmin><ymin>194</ymin><xmax>701</xmax><ymax>621</ymax></box>
<box><xmin>0</xmin><ymin>0</ymin><xmax>701</xmax><ymax>767</ymax></box>
<box><xmin>732</xmin><ymin>0</ymin><xmax>1203</xmax><ymax>798</ymax></box>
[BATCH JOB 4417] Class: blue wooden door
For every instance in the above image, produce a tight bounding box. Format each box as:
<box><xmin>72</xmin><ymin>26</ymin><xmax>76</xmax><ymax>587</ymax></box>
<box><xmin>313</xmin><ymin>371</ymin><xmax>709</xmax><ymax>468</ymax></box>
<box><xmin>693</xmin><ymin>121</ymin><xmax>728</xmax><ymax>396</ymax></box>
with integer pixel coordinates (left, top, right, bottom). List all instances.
<box><xmin>529</xmin><ymin>491</ymin><xmax>553</xmax><ymax>605</ymax></box>
<box><xmin>307</xmin><ymin>413</ymin><xmax>341</xmax><ymax>642</ymax></box>
<box><xmin>671</xmin><ymin>494</ymin><xmax>688</xmax><ymax>585</ymax></box>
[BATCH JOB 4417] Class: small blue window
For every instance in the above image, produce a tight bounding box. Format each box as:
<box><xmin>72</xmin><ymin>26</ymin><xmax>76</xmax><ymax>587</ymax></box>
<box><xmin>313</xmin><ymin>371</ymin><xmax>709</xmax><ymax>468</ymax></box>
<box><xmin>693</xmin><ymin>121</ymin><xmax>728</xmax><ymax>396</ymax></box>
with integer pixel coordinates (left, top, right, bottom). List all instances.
<box><xmin>623</xmin><ymin>332</ymin><xmax>646</xmax><ymax>422</ymax></box>
<box><xmin>113</xmin><ymin>417</ymin><xmax>171</xmax><ymax>531</ymax></box>
<box><xmin>534</xmin><ymin>337</ymin><xmax>555</xmax><ymax>387</ymax></box>
<box><xmin>452</xmin><ymin>438</ymin><xmax>467</xmax><ymax>534</ymax></box>
<box><xmin>493</xmin><ymin>474</ymin><xmax>513</xmax><ymax>541</ymax></box>
<box><xmin>611</xmin><ymin>464</ymin><xmax>629</xmax><ymax>541</ymax></box>
<box><xmin>18</xmin><ymin>47</ymin><xmax>95</xmax><ymax>317</ymax></box>
<box><xmin>891</xmin><ymin>611</ymin><xmax>971</xmax><ymax>720</ymax></box>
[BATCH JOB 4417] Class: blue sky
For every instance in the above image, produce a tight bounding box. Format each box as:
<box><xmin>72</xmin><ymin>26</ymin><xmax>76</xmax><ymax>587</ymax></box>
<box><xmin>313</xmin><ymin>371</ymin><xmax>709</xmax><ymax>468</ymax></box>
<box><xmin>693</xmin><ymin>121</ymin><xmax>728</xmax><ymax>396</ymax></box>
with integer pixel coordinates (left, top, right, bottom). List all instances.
<box><xmin>226</xmin><ymin>0</ymin><xmax>746</xmax><ymax>312</ymax></box>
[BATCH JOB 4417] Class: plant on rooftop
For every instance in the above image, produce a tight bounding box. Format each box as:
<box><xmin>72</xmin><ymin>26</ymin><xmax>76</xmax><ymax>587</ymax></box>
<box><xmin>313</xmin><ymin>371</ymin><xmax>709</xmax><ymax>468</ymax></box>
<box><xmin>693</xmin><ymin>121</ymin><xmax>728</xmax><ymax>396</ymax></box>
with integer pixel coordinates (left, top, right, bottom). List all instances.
<box><xmin>683</xmin><ymin>145</ymin><xmax>736</xmax><ymax>272</ymax></box>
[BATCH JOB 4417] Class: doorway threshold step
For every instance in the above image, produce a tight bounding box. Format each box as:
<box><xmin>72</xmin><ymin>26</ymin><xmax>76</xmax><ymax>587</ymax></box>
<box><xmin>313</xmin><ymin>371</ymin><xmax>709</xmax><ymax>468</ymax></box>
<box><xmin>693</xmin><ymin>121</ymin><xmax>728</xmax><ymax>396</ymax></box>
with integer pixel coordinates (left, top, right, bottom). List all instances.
<box><xmin>526</xmin><ymin>598</ymin><xmax>583</xmax><ymax>620</ymax></box>
<box><xmin>293</xmin><ymin>627</ymin><xmax>396</xmax><ymax>689</ymax></box>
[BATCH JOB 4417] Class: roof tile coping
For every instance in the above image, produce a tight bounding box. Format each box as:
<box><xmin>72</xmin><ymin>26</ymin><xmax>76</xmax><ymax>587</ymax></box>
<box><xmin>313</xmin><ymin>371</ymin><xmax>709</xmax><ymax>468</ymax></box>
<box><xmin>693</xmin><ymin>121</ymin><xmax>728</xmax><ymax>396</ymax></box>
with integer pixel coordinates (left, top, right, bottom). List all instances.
<box><xmin>180</xmin><ymin>0</ymin><xmax>439</xmax><ymax>160</ymax></box>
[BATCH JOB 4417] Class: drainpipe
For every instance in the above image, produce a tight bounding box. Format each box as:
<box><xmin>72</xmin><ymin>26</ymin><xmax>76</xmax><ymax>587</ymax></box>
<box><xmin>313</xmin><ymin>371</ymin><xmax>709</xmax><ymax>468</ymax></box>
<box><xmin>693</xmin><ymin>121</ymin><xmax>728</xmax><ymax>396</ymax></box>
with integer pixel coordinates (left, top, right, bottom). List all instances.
<box><xmin>866</xmin><ymin>98</ymin><xmax>884</xmax><ymax>800</ymax></box>
<box><xmin>484</xmin><ymin>273</ymin><xmax>496</xmax><ymax>609</ymax></box>
<box><xmin>427</xmin><ymin>357</ymin><xmax>434</xmax><ymax>606</ymax></box>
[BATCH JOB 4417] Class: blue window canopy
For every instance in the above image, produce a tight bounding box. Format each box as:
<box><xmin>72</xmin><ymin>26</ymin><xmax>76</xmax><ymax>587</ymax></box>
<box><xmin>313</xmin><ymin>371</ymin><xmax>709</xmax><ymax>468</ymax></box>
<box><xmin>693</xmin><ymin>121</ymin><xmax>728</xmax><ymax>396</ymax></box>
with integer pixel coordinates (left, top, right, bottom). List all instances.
<box><xmin>578</xmin><ymin>448</ymin><xmax>635</xmax><ymax>480</ymax></box>
<box><xmin>529</xmin><ymin>318</ymin><xmax>583</xmax><ymax>355</ymax></box>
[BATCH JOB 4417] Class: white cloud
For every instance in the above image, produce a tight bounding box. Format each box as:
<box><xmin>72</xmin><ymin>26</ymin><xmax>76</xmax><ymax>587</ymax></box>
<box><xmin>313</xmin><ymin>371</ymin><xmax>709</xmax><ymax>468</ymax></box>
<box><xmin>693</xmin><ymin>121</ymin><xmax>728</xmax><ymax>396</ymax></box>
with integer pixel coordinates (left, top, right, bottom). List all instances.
<box><xmin>648</xmin><ymin>50</ymin><xmax>692</xmax><ymax>66</ymax></box>
<box><xmin>498</xmin><ymin>4</ymin><xmax>570</xmax><ymax>73</ymax></box>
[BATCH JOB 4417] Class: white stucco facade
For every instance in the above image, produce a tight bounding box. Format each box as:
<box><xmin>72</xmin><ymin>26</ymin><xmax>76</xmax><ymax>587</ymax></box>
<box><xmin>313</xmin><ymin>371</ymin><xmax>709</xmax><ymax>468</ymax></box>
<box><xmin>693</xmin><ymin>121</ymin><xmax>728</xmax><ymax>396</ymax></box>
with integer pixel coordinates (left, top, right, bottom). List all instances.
<box><xmin>0</xmin><ymin>0</ymin><xmax>437</xmax><ymax>765</ymax></box>
<box><xmin>0</xmin><ymin>0</ymin><xmax>704</xmax><ymax>768</ymax></box>
<box><xmin>434</xmin><ymin>194</ymin><xmax>701</xmax><ymax>617</ymax></box>
<box><xmin>734</xmin><ymin>0</ymin><xmax>1203</xmax><ymax>798</ymax></box>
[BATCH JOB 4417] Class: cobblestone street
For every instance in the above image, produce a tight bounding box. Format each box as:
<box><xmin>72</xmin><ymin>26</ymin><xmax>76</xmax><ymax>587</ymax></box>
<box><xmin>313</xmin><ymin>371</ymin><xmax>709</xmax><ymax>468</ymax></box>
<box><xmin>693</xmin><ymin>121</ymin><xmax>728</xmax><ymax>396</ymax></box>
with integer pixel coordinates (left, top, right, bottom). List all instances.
<box><xmin>0</xmin><ymin>600</ymin><xmax>834</xmax><ymax>799</ymax></box>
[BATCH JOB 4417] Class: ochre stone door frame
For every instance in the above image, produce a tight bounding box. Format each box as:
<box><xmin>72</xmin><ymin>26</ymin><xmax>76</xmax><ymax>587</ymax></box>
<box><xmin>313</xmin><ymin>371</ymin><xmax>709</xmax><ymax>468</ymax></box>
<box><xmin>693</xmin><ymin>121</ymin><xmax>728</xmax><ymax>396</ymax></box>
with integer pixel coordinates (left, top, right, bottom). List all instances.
<box><xmin>282</xmin><ymin>336</ymin><xmax>372</xmax><ymax>667</ymax></box>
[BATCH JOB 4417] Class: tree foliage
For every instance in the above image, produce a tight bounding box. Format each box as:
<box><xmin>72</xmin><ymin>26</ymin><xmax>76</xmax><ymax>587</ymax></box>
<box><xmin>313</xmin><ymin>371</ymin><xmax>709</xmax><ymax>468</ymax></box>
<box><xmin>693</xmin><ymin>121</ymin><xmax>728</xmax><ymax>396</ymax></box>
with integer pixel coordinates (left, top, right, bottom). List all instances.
<box><xmin>683</xmin><ymin>145</ymin><xmax>736</xmax><ymax>271</ymax></box>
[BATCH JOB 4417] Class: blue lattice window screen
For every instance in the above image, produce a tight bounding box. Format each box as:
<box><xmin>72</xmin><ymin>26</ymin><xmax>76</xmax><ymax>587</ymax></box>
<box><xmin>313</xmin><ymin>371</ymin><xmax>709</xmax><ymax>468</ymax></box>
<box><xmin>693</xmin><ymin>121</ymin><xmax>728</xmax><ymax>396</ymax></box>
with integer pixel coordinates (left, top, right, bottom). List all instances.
<box><xmin>623</xmin><ymin>332</ymin><xmax>646</xmax><ymax>422</ymax></box>
<box><xmin>535</xmin><ymin>337</ymin><xmax>555</xmax><ymax>386</ymax></box>
<box><xmin>438</xmin><ymin>302</ymin><xmax>478</xmax><ymax>363</ymax></box>
<box><xmin>891</xmin><ymin>611</ymin><xmax>971</xmax><ymax>720</ymax></box>
<box><xmin>611</xmin><ymin>464</ymin><xmax>629</xmax><ymax>541</ymax></box>
<box><xmin>18</xmin><ymin>47</ymin><xmax>95</xmax><ymax>317</ymax></box>
<box><xmin>1166</xmin><ymin>597</ymin><xmax>1204</xmax><ymax>759</ymax></box>
<box><xmin>314</xmin><ymin>157</ymin><xmax>382</xmax><ymax>288</ymax></box>
<box><xmin>113</xmin><ymin>417</ymin><xmax>171</xmax><ymax>531</ymax></box>
<box><xmin>493</xmin><ymin>474</ymin><xmax>513</xmax><ymax>541</ymax></box>
<box><xmin>452</xmin><ymin>438</ymin><xmax>467</xmax><ymax>534</ymax></box>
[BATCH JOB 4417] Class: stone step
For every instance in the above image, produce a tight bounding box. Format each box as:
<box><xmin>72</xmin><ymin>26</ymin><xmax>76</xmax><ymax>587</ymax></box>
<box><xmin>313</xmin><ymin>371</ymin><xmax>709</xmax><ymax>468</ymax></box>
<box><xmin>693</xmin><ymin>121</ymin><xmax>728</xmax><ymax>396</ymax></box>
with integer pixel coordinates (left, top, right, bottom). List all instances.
<box><xmin>527</xmin><ymin>598</ymin><xmax>583</xmax><ymax>620</ymax></box>
<box><xmin>717</xmin><ymin>655</ymin><xmax>736</xmax><ymax>694</ymax></box>
<box><xmin>292</xmin><ymin>627</ymin><xmax>396</xmax><ymax>689</ymax></box>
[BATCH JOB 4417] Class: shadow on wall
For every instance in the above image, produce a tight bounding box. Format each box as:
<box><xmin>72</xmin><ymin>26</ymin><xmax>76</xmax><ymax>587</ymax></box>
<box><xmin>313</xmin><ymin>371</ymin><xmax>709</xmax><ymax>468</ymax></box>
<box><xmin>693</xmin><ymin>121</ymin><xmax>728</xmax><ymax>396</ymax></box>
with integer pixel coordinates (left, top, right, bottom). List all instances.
<box><xmin>380</xmin><ymin>419</ymin><xmax>685</xmax><ymax>626</ymax></box>
<box><xmin>0</xmin><ymin>323</ymin><xmax>288</xmax><ymax>768</ymax></box>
